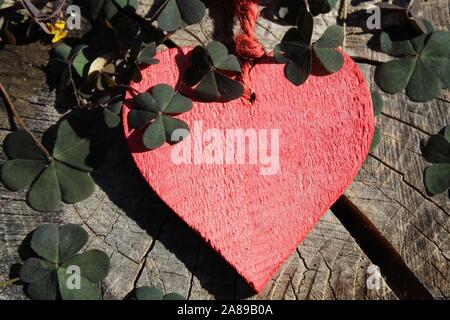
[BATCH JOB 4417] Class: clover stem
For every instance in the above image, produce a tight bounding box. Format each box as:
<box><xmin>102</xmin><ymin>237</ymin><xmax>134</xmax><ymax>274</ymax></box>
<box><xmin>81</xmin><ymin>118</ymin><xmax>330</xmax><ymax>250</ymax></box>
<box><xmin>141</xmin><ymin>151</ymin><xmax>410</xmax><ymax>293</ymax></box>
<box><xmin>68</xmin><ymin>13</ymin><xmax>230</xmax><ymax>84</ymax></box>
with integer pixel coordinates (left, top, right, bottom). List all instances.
<box><xmin>341</xmin><ymin>0</ymin><xmax>349</xmax><ymax>49</ymax></box>
<box><xmin>146</xmin><ymin>0</ymin><xmax>170</xmax><ymax>23</ymax></box>
<box><xmin>303</xmin><ymin>0</ymin><xmax>310</xmax><ymax>12</ymax></box>
<box><xmin>159</xmin><ymin>30</ymin><xmax>177</xmax><ymax>45</ymax></box>
<box><xmin>116</xmin><ymin>84</ymin><xmax>140</xmax><ymax>96</ymax></box>
<box><xmin>67</xmin><ymin>62</ymin><xmax>83</xmax><ymax>108</ymax></box>
<box><xmin>0</xmin><ymin>277</ymin><xmax>20</xmax><ymax>287</ymax></box>
<box><xmin>0</xmin><ymin>83</ymin><xmax>53</xmax><ymax>161</ymax></box>
<box><xmin>184</xmin><ymin>28</ymin><xmax>207</xmax><ymax>47</ymax></box>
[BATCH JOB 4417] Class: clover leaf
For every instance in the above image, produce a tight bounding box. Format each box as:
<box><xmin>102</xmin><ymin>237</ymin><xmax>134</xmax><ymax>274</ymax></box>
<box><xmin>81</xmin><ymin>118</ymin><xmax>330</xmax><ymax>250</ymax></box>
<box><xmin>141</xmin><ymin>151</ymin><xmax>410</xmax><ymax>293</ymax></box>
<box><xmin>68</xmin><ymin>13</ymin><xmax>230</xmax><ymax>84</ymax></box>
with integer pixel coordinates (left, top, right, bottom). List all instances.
<box><xmin>103</xmin><ymin>100</ymin><xmax>123</xmax><ymax>129</ymax></box>
<box><xmin>136</xmin><ymin>43</ymin><xmax>160</xmax><ymax>66</ymax></box>
<box><xmin>1</xmin><ymin>120</ymin><xmax>95</xmax><ymax>212</ymax></box>
<box><xmin>128</xmin><ymin>84</ymin><xmax>192</xmax><ymax>149</ymax></box>
<box><xmin>274</xmin><ymin>12</ymin><xmax>344</xmax><ymax>85</ymax></box>
<box><xmin>185</xmin><ymin>41</ymin><xmax>244</xmax><ymax>102</ymax></box>
<box><xmin>303</xmin><ymin>0</ymin><xmax>337</xmax><ymax>17</ymax></box>
<box><xmin>157</xmin><ymin>0</ymin><xmax>206</xmax><ymax>32</ymax></box>
<box><xmin>49</xmin><ymin>44</ymin><xmax>92</xmax><ymax>87</ymax></box>
<box><xmin>85</xmin><ymin>0</ymin><xmax>139</xmax><ymax>21</ymax></box>
<box><xmin>375</xmin><ymin>31</ymin><xmax>450</xmax><ymax>102</ymax></box>
<box><xmin>422</xmin><ymin>127</ymin><xmax>450</xmax><ymax>196</ymax></box>
<box><xmin>132</xmin><ymin>43</ymin><xmax>160</xmax><ymax>83</ymax></box>
<box><xmin>375</xmin><ymin>0</ymin><xmax>429</xmax><ymax>34</ymax></box>
<box><xmin>370</xmin><ymin>90</ymin><xmax>384</xmax><ymax>151</ymax></box>
<box><xmin>19</xmin><ymin>224</ymin><xmax>110</xmax><ymax>300</ymax></box>
<box><xmin>133</xmin><ymin>287</ymin><xmax>185</xmax><ymax>300</ymax></box>
<box><xmin>72</xmin><ymin>47</ymin><xmax>91</xmax><ymax>79</ymax></box>
<box><xmin>276</xmin><ymin>0</ymin><xmax>337</xmax><ymax>24</ymax></box>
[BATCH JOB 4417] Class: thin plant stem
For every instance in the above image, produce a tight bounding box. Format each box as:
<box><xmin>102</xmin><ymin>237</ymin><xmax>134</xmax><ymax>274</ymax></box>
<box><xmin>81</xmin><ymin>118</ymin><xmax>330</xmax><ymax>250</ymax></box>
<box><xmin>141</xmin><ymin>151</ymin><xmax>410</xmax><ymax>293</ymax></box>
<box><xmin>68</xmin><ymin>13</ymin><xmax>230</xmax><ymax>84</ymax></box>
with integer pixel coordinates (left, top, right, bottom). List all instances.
<box><xmin>184</xmin><ymin>27</ymin><xmax>206</xmax><ymax>47</ymax></box>
<box><xmin>303</xmin><ymin>0</ymin><xmax>310</xmax><ymax>12</ymax></box>
<box><xmin>146</xmin><ymin>0</ymin><xmax>170</xmax><ymax>23</ymax></box>
<box><xmin>0</xmin><ymin>83</ymin><xmax>53</xmax><ymax>161</ymax></box>
<box><xmin>341</xmin><ymin>0</ymin><xmax>349</xmax><ymax>49</ymax></box>
<box><xmin>116</xmin><ymin>84</ymin><xmax>140</xmax><ymax>96</ymax></box>
<box><xmin>0</xmin><ymin>277</ymin><xmax>20</xmax><ymax>287</ymax></box>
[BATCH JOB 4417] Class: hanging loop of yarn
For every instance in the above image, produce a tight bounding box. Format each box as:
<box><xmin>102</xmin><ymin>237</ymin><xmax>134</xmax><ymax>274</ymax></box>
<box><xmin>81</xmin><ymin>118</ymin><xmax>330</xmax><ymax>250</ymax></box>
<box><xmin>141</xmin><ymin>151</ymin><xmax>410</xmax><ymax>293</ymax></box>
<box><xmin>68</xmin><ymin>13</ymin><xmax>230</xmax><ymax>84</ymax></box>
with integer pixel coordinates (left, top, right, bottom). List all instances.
<box><xmin>235</xmin><ymin>0</ymin><xmax>265</xmax><ymax>101</ymax></box>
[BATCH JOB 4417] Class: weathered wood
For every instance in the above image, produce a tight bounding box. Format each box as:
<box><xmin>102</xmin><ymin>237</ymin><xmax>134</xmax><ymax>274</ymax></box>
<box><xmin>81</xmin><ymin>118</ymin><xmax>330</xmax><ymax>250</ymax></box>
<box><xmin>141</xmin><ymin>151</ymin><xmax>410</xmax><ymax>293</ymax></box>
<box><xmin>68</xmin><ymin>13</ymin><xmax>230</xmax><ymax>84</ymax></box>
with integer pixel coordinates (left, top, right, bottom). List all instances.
<box><xmin>345</xmin><ymin>66</ymin><xmax>450</xmax><ymax>299</ymax></box>
<box><xmin>0</xmin><ymin>0</ymin><xmax>447</xmax><ymax>300</ymax></box>
<box><xmin>345</xmin><ymin>0</ymin><xmax>450</xmax><ymax>62</ymax></box>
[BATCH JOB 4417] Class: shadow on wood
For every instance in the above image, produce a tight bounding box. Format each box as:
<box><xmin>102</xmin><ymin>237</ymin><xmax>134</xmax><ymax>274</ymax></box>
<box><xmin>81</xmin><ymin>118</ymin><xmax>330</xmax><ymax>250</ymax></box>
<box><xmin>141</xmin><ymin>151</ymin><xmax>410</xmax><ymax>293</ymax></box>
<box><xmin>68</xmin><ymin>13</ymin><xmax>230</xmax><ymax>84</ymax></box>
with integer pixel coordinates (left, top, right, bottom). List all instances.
<box><xmin>90</xmin><ymin>125</ymin><xmax>255</xmax><ymax>299</ymax></box>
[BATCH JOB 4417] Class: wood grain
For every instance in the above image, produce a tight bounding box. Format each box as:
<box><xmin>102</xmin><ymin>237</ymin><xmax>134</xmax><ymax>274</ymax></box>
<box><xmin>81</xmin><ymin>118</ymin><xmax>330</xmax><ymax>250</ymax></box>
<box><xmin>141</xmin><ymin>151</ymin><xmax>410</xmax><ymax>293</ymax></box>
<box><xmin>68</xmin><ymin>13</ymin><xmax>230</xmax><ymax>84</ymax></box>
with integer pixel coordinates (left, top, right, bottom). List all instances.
<box><xmin>0</xmin><ymin>0</ymin><xmax>448</xmax><ymax>300</ymax></box>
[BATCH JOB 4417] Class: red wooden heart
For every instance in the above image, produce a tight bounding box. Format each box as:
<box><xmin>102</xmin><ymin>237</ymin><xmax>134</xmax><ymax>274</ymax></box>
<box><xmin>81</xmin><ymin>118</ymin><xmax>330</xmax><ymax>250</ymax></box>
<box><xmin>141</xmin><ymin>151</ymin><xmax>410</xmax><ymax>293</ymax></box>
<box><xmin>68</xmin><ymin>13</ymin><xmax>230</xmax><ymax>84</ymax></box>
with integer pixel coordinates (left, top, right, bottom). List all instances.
<box><xmin>123</xmin><ymin>47</ymin><xmax>374</xmax><ymax>292</ymax></box>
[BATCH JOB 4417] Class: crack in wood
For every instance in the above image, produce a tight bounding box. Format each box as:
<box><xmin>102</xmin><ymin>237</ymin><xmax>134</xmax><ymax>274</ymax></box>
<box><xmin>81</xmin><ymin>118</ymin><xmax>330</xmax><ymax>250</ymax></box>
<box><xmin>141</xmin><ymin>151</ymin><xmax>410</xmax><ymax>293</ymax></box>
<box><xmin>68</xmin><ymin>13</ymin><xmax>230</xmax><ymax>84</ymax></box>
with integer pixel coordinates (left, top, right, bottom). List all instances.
<box><xmin>331</xmin><ymin>195</ymin><xmax>434</xmax><ymax>299</ymax></box>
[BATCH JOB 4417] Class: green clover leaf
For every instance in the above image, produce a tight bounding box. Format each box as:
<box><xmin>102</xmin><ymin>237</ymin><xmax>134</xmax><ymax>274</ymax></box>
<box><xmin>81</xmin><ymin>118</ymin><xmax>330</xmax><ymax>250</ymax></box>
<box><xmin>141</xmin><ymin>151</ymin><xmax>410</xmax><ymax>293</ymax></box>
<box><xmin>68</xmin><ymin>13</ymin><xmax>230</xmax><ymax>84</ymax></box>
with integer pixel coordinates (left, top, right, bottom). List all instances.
<box><xmin>370</xmin><ymin>90</ymin><xmax>384</xmax><ymax>151</ymax></box>
<box><xmin>133</xmin><ymin>286</ymin><xmax>185</xmax><ymax>300</ymax></box>
<box><xmin>274</xmin><ymin>12</ymin><xmax>344</xmax><ymax>85</ymax></box>
<box><xmin>19</xmin><ymin>224</ymin><xmax>110</xmax><ymax>300</ymax></box>
<box><xmin>157</xmin><ymin>0</ymin><xmax>206</xmax><ymax>32</ymax></box>
<box><xmin>132</xmin><ymin>43</ymin><xmax>160</xmax><ymax>83</ymax></box>
<box><xmin>185</xmin><ymin>41</ymin><xmax>244</xmax><ymax>102</ymax></box>
<box><xmin>422</xmin><ymin>126</ymin><xmax>450</xmax><ymax>196</ymax></box>
<box><xmin>375</xmin><ymin>30</ymin><xmax>450</xmax><ymax>102</ymax></box>
<box><xmin>49</xmin><ymin>44</ymin><xmax>92</xmax><ymax>87</ymax></box>
<box><xmin>128</xmin><ymin>84</ymin><xmax>192</xmax><ymax>149</ymax></box>
<box><xmin>136</xmin><ymin>43</ymin><xmax>160</xmax><ymax>66</ymax></box>
<box><xmin>103</xmin><ymin>100</ymin><xmax>123</xmax><ymax>129</ymax></box>
<box><xmin>85</xmin><ymin>0</ymin><xmax>139</xmax><ymax>21</ymax></box>
<box><xmin>375</xmin><ymin>1</ymin><xmax>430</xmax><ymax>34</ymax></box>
<box><xmin>309</xmin><ymin>0</ymin><xmax>337</xmax><ymax>16</ymax></box>
<box><xmin>371</xmin><ymin>90</ymin><xmax>383</xmax><ymax>117</ymax></box>
<box><xmin>277</xmin><ymin>0</ymin><xmax>337</xmax><ymax>23</ymax></box>
<box><xmin>1</xmin><ymin>120</ymin><xmax>95</xmax><ymax>212</ymax></box>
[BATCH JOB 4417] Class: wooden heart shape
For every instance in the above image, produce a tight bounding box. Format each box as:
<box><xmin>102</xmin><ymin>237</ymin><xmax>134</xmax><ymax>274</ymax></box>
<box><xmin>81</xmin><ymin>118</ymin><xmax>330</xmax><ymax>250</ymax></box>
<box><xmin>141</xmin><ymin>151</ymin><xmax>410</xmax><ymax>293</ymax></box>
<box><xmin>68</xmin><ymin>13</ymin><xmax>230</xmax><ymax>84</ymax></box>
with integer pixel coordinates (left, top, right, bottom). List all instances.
<box><xmin>123</xmin><ymin>47</ymin><xmax>374</xmax><ymax>292</ymax></box>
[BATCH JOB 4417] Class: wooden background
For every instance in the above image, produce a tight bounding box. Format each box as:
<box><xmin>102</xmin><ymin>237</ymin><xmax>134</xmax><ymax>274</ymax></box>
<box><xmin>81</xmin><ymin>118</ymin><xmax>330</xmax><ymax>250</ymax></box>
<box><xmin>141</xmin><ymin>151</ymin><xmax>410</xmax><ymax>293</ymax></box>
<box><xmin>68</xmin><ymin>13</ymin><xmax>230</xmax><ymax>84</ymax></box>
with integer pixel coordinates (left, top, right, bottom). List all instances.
<box><xmin>0</xmin><ymin>0</ymin><xmax>449</xmax><ymax>300</ymax></box>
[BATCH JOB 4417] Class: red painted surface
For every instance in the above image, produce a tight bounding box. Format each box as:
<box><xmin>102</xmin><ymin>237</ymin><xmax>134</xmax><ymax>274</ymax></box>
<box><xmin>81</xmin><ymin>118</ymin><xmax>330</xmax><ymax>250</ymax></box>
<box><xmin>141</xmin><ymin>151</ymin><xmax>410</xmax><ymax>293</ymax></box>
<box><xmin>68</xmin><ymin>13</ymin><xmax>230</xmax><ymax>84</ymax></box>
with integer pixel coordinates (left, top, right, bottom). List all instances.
<box><xmin>123</xmin><ymin>47</ymin><xmax>374</xmax><ymax>292</ymax></box>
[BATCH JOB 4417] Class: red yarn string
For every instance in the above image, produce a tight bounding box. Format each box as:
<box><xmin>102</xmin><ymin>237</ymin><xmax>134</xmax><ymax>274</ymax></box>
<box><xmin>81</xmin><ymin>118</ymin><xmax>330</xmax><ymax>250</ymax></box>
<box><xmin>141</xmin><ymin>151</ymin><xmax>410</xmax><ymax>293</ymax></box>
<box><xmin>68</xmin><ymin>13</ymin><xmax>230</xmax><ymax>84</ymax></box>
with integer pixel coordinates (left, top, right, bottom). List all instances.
<box><xmin>235</xmin><ymin>0</ymin><xmax>265</xmax><ymax>101</ymax></box>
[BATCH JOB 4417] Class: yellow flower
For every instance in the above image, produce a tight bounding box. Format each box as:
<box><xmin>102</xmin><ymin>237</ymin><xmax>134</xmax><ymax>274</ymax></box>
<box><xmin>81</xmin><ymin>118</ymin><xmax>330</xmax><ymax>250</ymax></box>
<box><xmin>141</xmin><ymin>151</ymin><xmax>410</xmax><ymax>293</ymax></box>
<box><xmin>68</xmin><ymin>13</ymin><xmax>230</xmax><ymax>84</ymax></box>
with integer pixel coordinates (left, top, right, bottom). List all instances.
<box><xmin>47</xmin><ymin>20</ymin><xmax>68</xmax><ymax>43</ymax></box>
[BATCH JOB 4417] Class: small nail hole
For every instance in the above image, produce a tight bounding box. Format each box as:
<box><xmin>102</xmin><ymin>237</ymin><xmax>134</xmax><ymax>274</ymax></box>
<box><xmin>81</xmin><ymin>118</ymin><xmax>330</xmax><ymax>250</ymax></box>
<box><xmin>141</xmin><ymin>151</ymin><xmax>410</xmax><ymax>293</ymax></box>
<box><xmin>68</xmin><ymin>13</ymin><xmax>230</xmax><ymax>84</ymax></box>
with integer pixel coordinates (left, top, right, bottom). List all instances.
<box><xmin>249</xmin><ymin>92</ymin><xmax>256</xmax><ymax>104</ymax></box>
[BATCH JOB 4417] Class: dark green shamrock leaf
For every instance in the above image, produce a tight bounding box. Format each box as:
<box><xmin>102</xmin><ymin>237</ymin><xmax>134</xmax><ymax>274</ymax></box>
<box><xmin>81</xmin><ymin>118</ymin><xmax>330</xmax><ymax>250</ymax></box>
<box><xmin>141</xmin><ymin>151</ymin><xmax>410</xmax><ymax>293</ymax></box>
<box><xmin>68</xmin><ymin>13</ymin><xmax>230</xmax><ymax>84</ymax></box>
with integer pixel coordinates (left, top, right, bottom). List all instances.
<box><xmin>158</xmin><ymin>0</ymin><xmax>206</xmax><ymax>32</ymax></box>
<box><xmin>276</xmin><ymin>0</ymin><xmax>337</xmax><ymax>23</ymax></box>
<box><xmin>53</xmin><ymin>120</ymin><xmax>93</xmax><ymax>172</ymax></box>
<box><xmin>1</xmin><ymin>120</ymin><xmax>95</xmax><ymax>212</ymax></box>
<box><xmin>128</xmin><ymin>84</ymin><xmax>192</xmax><ymax>149</ymax></box>
<box><xmin>49</xmin><ymin>43</ymin><xmax>73</xmax><ymax>88</ymax></box>
<box><xmin>85</xmin><ymin>0</ymin><xmax>139</xmax><ymax>21</ymax></box>
<box><xmin>371</xmin><ymin>90</ymin><xmax>383</xmax><ymax>116</ymax></box>
<box><xmin>275</xmin><ymin>13</ymin><xmax>344</xmax><ymax>85</ymax></box>
<box><xmin>423</xmin><ymin>133</ymin><xmax>450</xmax><ymax>164</ymax></box>
<box><xmin>312</xmin><ymin>25</ymin><xmax>345</xmax><ymax>73</ymax></box>
<box><xmin>422</xmin><ymin>126</ymin><xmax>450</xmax><ymax>196</ymax></box>
<box><xmin>302</xmin><ymin>0</ymin><xmax>337</xmax><ymax>17</ymax></box>
<box><xmin>375</xmin><ymin>31</ymin><xmax>450</xmax><ymax>102</ymax></box>
<box><xmin>133</xmin><ymin>286</ymin><xmax>185</xmax><ymax>300</ymax></box>
<box><xmin>103</xmin><ymin>100</ymin><xmax>123</xmax><ymax>129</ymax></box>
<box><xmin>370</xmin><ymin>91</ymin><xmax>383</xmax><ymax>151</ymax></box>
<box><xmin>20</xmin><ymin>224</ymin><xmax>109</xmax><ymax>300</ymax></box>
<box><xmin>185</xmin><ymin>41</ymin><xmax>244</xmax><ymax>102</ymax></box>
<box><xmin>50</xmin><ymin>44</ymin><xmax>92</xmax><ymax>86</ymax></box>
<box><xmin>132</xmin><ymin>43</ymin><xmax>160</xmax><ymax>83</ymax></box>
<box><xmin>370</xmin><ymin>127</ymin><xmax>382</xmax><ymax>152</ymax></box>
<box><xmin>72</xmin><ymin>48</ymin><xmax>91</xmax><ymax>79</ymax></box>
<box><xmin>136</xmin><ymin>43</ymin><xmax>160</xmax><ymax>65</ymax></box>
<box><xmin>375</xmin><ymin>0</ymin><xmax>429</xmax><ymax>34</ymax></box>
<box><xmin>424</xmin><ymin>164</ymin><xmax>450</xmax><ymax>196</ymax></box>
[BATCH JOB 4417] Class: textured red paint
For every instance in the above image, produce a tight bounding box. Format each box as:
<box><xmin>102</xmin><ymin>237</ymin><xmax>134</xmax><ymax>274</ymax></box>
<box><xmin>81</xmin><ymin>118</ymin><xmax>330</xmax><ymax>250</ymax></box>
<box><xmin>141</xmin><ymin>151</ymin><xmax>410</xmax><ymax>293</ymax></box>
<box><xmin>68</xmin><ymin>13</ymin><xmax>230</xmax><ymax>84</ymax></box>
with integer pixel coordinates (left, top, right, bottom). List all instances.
<box><xmin>123</xmin><ymin>47</ymin><xmax>374</xmax><ymax>292</ymax></box>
